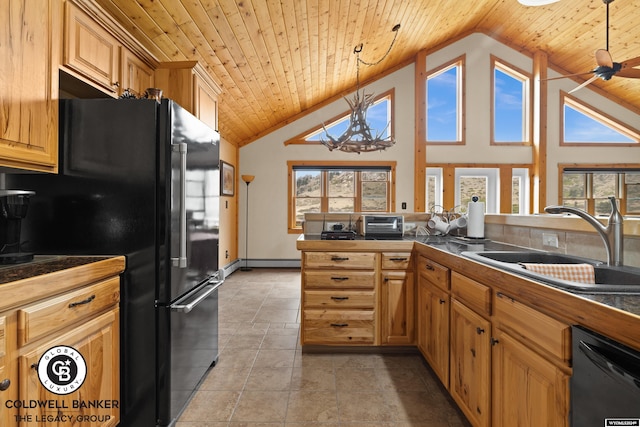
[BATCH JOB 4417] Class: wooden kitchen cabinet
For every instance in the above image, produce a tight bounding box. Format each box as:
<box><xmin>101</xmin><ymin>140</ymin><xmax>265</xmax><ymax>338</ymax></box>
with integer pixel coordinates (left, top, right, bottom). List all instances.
<box><xmin>155</xmin><ymin>61</ymin><xmax>222</xmax><ymax>131</ymax></box>
<box><xmin>0</xmin><ymin>258</ymin><xmax>123</xmax><ymax>427</ymax></box>
<box><xmin>301</xmin><ymin>251</ymin><xmax>377</xmax><ymax>345</ymax></box>
<box><xmin>63</xmin><ymin>1</ymin><xmax>121</xmax><ymax>95</ymax></box>
<box><xmin>380</xmin><ymin>253</ymin><xmax>414</xmax><ymax>345</ymax></box>
<box><xmin>416</xmin><ymin>255</ymin><xmax>450</xmax><ymax>387</ymax></box>
<box><xmin>0</xmin><ymin>0</ymin><xmax>60</xmax><ymax>173</ymax></box>
<box><xmin>491</xmin><ymin>291</ymin><xmax>570</xmax><ymax>427</ymax></box>
<box><xmin>121</xmin><ymin>47</ymin><xmax>155</xmax><ymax>98</ymax></box>
<box><xmin>449</xmin><ymin>272</ymin><xmax>492</xmax><ymax>427</ymax></box>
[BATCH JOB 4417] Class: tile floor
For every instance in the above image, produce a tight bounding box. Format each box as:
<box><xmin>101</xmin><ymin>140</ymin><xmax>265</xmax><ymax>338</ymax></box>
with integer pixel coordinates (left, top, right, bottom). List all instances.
<box><xmin>176</xmin><ymin>268</ymin><xmax>471</xmax><ymax>427</ymax></box>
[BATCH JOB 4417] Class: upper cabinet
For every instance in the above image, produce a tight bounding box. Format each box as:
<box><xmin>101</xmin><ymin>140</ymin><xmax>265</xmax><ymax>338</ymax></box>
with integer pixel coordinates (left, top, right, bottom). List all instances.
<box><xmin>62</xmin><ymin>1</ymin><xmax>155</xmax><ymax>98</ymax></box>
<box><xmin>0</xmin><ymin>0</ymin><xmax>61</xmax><ymax>173</ymax></box>
<box><xmin>155</xmin><ymin>61</ymin><xmax>222</xmax><ymax>131</ymax></box>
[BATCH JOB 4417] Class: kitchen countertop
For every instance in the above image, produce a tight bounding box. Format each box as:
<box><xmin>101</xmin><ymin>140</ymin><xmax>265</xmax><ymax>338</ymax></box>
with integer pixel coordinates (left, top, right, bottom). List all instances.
<box><xmin>298</xmin><ymin>235</ymin><xmax>640</xmax><ymax>316</ymax></box>
<box><xmin>0</xmin><ymin>255</ymin><xmax>114</xmax><ymax>284</ymax></box>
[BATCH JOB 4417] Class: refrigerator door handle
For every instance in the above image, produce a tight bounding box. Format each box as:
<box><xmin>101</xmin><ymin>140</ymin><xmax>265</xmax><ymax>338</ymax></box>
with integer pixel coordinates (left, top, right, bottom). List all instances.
<box><xmin>170</xmin><ymin>280</ymin><xmax>224</xmax><ymax>314</ymax></box>
<box><xmin>172</xmin><ymin>142</ymin><xmax>188</xmax><ymax>268</ymax></box>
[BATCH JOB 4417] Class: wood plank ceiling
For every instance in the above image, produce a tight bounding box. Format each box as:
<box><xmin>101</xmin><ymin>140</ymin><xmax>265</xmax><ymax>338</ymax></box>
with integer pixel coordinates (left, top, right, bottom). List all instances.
<box><xmin>94</xmin><ymin>0</ymin><xmax>640</xmax><ymax>147</ymax></box>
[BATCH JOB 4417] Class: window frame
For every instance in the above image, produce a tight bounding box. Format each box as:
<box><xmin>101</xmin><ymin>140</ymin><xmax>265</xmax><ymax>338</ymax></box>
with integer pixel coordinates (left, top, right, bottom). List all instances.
<box><xmin>425</xmin><ymin>55</ymin><xmax>466</xmax><ymax>145</ymax></box>
<box><xmin>287</xmin><ymin>161</ymin><xmax>397</xmax><ymax>233</ymax></box>
<box><xmin>490</xmin><ymin>56</ymin><xmax>532</xmax><ymax>146</ymax></box>
<box><xmin>283</xmin><ymin>89</ymin><xmax>395</xmax><ymax>146</ymax></box>
<box><xmin>560</xmin><ymin>92</ymin><xmax>640</xmax><ymax>146</ymax></box>
<box><xmin>558</xmin><ymin>164</ymin><xmax>640</xmax><ymax>216</ymax></box>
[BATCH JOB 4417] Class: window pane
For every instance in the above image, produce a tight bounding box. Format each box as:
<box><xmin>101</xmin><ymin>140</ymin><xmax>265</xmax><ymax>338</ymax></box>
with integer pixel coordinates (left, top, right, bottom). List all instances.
<box><xmin>328</xmin><ymin>198</ymin><xmax>355</xmax><ymax>212</ymax></box>
<box><xmin>328</xmin><ymin>171</ymin><xmax>354</xmax><ymax>197</ymax></box>
<box><xmin>512</xmin><ymin>176</ymin><xmax>520</xmax><ymax>214</ymax></box>
<box><xmin>625</xmin><ymin>173</ymin><xmax>640</xmax><ymax>213</ymax></box>
<box><xmin>494</xmin><ymin>68</ymin><xmax>525</xmax><ymax>142</ymax></box>
<box><xmin>564</xmin><ymin>104</ymin><xmax>634</xmax><ymax>143</ymax></box>
<box><xmin>362</xmin><ymin>181</ymin><xmax>388</xmax><ymax>212</ymax></box>
<box><xmin>592</xmin><ymin>173</ymin><xmax>617</xmax><ymax>198</ymax></box>
<box><xmin>295</xmin><ymin>198</ymin><xmax>320</xmax><ymax>226</ymax></box>
<box><xmin>295</xmin><ymin>171</ymin><xmax>321</xmax><ymax>197</ymax></box>
<box><xmin>427</xmin><ymin>65</ymin><xmax>459</xmax><ymax>141</ymax></box>
<box><xmin>459</xmin><ymin>177</ymin><xmax>487</xmax><ymax>207</ymax></box>
<box><xmin>426</xmin><ymin>176</ymin><xmax>437</xmax><ymax>210</ymax></box>
<box><xmin>563</xmin><ymin>199</ymin><xmax>587</xmax><ymax>210</ymax></box>
<box><xmin>362</xmin><ymin>171</ymin><xmax>388</xmax><ymax>181</ymax></box>
<box><xmin>562</xmin><ymin>173</ymin><xmax>586</xmax><ymax>198</ymax></box>
<box><xmin>595</xmin><ymin>198</ymin><xmax>613</xmax><ymax>216</ymax></box>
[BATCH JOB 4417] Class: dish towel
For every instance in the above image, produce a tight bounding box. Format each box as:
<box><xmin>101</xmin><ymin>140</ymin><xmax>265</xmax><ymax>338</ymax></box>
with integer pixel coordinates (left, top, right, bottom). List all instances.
<box><xmin>519</xmin><ymin>263</ymin><xmax>595</xmax><ymax>284</ymax></box>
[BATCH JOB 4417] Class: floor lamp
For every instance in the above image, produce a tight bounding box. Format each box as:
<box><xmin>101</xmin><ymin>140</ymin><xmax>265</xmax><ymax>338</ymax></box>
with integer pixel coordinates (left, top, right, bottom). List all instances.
<box><xmin>241</xmin><ymin>174</ymin><xmax>255</xmax><ymax>271</ymax></box>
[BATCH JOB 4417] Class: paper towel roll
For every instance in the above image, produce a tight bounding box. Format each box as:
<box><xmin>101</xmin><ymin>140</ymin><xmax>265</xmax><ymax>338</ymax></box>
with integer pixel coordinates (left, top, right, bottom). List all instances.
<box><xmin>467</xmin><ymin>199</ymin><xmax>485</xmax><ymax>238</ymax></box>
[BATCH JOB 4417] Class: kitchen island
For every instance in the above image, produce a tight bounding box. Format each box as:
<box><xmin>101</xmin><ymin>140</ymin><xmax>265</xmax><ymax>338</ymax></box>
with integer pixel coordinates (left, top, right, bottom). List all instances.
<box><xmin>0</xmin><ymin>256</ymin><xmax>125</xmax><ymax>427</ymax></box>
<box><xmin>297</xmin><ymin>234</ymin><xmax>640</xmax><ymax>427</ymax></box>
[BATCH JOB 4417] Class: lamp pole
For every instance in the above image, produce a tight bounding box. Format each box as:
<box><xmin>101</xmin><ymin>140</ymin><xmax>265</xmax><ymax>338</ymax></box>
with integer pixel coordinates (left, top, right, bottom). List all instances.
<box><xmin>240</xmin><ymin>175</ymin><xmax>255</xmax><ymax>271</ymax></box>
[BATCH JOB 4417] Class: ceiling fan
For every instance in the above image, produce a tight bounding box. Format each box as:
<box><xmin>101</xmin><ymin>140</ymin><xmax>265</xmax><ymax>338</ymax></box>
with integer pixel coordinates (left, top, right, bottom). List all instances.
<box><xmin>548</xmin><ymin>0</ymin><xmax>640</xmax><ymax>93</ymax></box>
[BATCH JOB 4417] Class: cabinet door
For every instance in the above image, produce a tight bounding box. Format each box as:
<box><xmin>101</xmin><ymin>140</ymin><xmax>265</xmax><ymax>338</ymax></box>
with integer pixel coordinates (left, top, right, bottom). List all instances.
<box><xmin>0</xmin><ymin>0</ymin><xmax>59</xmax><ymax>172</ymax></box>
<box><xmin>19</xmin><ymin>309</ymin><xmax>120</xmax><ymax>427</ymax></box>
<box><xmin>380</xmin><ymin>271</ymin><xmax>414</xmax><ymax>345</ymax></box>
<box><xmin>193</xmin><ymin>73</ymin><xmax>219</xmax><ymax>131</ymax></box>
<box><xmin>64</xmin><ymin>1</ymin><xmax>120</xmax><ymax>95</ymax></box>
<box><xmin>492</xmin><ymin>328</ymin><xmax>569</xmax><ymax>427</ymax></box>
<box><xmin>0</xmin><ymin>314</ymin><xmax>18</xmax><ymax>427</ymax></box>
<box><xmin>418</xmin><ymin>279</ymin><xmax>450</xmax><ymax>387</ymax></box>
<box><xmin>450</xmin><ymin>299</ymin><xmax>491</xmax><ymax>427</ymax></box>
<box><xmin>121</xmin><ymin>48</ymin><xmax>154</xmax><ymax>98</ymax></box>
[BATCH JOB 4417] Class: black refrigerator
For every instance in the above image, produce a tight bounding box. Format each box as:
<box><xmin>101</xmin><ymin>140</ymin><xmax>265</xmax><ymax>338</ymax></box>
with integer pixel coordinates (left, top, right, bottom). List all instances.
<box><xmin>7</xmin><ymin>98</ymin><xmax>223</xmax><ymax>426</ymax></box>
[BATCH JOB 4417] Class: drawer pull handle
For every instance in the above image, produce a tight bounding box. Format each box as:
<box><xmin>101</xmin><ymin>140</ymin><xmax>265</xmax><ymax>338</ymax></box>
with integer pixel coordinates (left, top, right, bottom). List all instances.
<box><xmin>68</xmin><ymin>294</ymin><xmax>96</xmax><ymax>308</ymax></box>
<box><xmin>331</xmin><ymin>256</ymin><xmax>349</xmax><ymax>261</ymax></box>
<box><xmin>330</xmin><ymin>323</ymin><xmax>349</xmax><ymax>327</ymax></box>
<box><xmin>496</xmin><ymin>292</ymin><xmax>515</xmax><ymax>302</ymax></box>
<box><xmin>0</xmin><ymin>379</ymin><xmax>10</xmax><ymax>391</ymax></box>
<box><xmin>425</xmin><ymin>264</ymin><xmax>434</xmax><ymax>271</ymax></box>
<box><xmin>331</xmin><ymin>296</ymin><xmax>349</xmax><ymax>300</ymax></box>
<box><xmin>389</xmin><ymin>257</ymin><xmax>408</xmax><ymax>261</ymax></box>
<box><xmin>331</xmin><ymin>276</ymin><xmax>349</xmax><ymax>281</ymax></box>
<box><xmin>476</xmin><ymin>327</ymin><xmax>485</xmax><ymax>335</ymax></box>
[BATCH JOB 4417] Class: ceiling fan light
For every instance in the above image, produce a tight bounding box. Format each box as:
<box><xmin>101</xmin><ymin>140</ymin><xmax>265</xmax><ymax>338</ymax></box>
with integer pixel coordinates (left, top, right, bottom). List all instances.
<box><xmin>517</xmin><ymin>0</ymin><xmax>561</xmax><ymax>6</ymax></box>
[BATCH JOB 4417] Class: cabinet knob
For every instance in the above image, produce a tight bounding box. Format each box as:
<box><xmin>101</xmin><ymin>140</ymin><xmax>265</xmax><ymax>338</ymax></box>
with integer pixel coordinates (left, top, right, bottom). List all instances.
<box><xmin>0</xmin><ymin>379</ymin><xmax>10</xmax><ymax>391</ymax></box>
<box><xmin>425</xmin><ymin>264</ymin><xmax>434</xmax><ymax>271</ymax></box>
<box><xmin>476</xmin><ymin>327</ymin><xmax>485</xmax><ymax>335</ymax></box>
<box><xmin>491</xmin><ymin>338</ymin><xmax>500</xmax><ymax>346</ymax></box>
<box><xmin>439</xmin><ymin>299</ymin><xmax>446</xmax><ymax>304</ymax></box>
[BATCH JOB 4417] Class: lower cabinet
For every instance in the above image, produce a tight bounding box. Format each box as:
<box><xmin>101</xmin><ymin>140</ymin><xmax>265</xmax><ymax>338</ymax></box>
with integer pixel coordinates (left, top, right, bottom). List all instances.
<box><xmin>380</xmin><ymin>252</ymin><xmax>415</xmax><ymax>345</ymax></box>
<box><xmin>0</xmin><ymin>273</ymin><xmax>121</xmax><ymax>427</ymax></box>
<box><xmin>450</xmin><ymin>299</ymin><xmax>491</xmax><ymax>427</ymax></box>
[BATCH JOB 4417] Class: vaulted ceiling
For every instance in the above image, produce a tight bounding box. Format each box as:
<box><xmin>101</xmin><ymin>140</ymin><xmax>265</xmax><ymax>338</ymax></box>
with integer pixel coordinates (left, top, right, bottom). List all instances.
<box><xmin>94</xmin><ymin>0</ymin><xmax>640</xmax><ymax>147</ymax></box>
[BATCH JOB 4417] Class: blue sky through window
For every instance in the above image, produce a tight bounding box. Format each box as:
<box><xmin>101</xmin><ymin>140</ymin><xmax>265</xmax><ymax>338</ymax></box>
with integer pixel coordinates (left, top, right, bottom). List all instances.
<box><xmin>494</xmin><ymin>68</ymin><xmax>525</xmax><ymax>142</ymax></box>
<box><xmin>306</xmin><ymin>96</ymin><xmax>391</xmax><ymax>141</ymax></box>
<box><xmin>427</xmin><ymin>66</ymin><xmax>458</xmax><ymax>141</ymax></box>
<box><xmin>564</xmin><ymin>104</ymin><xmax>634</xmax><ymax>143</ymax></box>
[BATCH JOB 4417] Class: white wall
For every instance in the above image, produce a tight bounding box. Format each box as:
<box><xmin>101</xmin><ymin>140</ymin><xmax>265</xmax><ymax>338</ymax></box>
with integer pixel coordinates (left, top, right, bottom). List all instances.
<box><xmin>239</xmin><ymin>32</ymin><xmax>639</xmax><ymax>261</ymax></box>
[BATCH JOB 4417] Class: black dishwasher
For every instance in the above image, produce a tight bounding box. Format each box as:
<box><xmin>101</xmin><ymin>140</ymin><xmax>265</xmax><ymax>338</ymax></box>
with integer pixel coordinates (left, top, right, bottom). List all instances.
<box><xmin>571</xmin><ymin>325</ymin><xmax>640</xmax><ymax>426</ymax></box>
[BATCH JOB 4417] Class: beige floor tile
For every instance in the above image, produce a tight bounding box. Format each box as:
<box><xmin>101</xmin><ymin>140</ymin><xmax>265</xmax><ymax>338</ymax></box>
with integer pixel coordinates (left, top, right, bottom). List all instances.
<box><xmin>286</xmin><ymin>391</ymin><xmax>339</xmax><ymax>422</ymax></box>
<box><xmin>335</xmin><ymin>367</ymin><xmax>380</xmax><ymax>391</ymax></box>
<box><xmin>337</xmin><ymin>391</ymin><xmax>394</xmax><ymax>422</ymax></box>
<box><xmin>178</xmin><ymin>390</ymin><xmax>240</xmax><ymax>422</ymax></box>
<box><xmin>231</xmin><ymin>390</ymin><xmax>289</xmax><ymax>422</ymax></box>
<box><xmin>244</xmin><ymin>367</ymin><xmax>293</xmax><ymax>390</ymax></box>
<box><xmin>198</xmin><ymin>366</ymin><xmax>251</xmax><ymax>391</ymax></box>
<box><xmin>261</xmin><ymin>333</ymin><xmax>299</xmax><ymax>349</ymax></box>
<box><xmin>253</xmin><ymin>349</ymin><xmax>297</xmax><ymax>368</ymax></box>
<box><xmin>290</xmin><ymin>366</ymin><xmax>336</xmax><ymax>390</ymax></box>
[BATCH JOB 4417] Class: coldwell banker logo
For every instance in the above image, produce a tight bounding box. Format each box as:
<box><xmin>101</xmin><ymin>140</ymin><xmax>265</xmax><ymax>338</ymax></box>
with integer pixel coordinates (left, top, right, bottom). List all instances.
<box><xmin>37</xmin><ymin>346</ymin><xmax>87</xmax><ymax>395</ymax></box>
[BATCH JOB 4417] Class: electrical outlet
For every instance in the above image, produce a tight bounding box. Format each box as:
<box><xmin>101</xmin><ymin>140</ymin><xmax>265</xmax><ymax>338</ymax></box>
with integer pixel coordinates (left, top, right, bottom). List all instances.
<box><xmin>542</xmin><ymin>233</ymin><xmax>559</xmax><ymax>248</ymax></box>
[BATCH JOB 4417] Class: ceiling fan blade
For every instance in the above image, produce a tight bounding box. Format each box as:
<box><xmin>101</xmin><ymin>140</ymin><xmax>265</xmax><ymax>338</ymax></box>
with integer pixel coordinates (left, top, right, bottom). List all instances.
<box><xmin>568</xmin><ymin>75</ymin><xmax>599</xmax><ymax>94</ymax></box>
<box><xmin>620</xmin><ymin>56</ymin><xmax>640</xmax><ymax>69</ymax></box>
<box><xmin>617</xmin><ymin>68</ymin><xmax>640</xmax><ymax>78</ymax></box>
<box><xmin>595</xmin><ymin>49</ymin><xmax>613</xmax><ymax>67</ymax></box>
<box><xmin>543</xmin><ymin>71</ymin><xmax>594</xmax><ymax>81</ymax></box>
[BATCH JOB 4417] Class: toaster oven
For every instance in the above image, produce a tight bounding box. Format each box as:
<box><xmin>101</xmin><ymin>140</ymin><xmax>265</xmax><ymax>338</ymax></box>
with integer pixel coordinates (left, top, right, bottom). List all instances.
<box><xmin>359</xmin><ymin>215</ymin><xmax>404</xmax><ymax>239</ymax></box>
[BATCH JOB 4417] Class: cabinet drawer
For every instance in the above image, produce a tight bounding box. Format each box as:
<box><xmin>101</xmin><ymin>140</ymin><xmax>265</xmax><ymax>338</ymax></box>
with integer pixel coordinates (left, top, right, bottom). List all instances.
<box><xmin>304</xmin><ymin>271</ymin><xmax>375</xmax><ymax>289</ymax></box>
<box><xmin>451</xmin><ymin>272</ymin><xmax>491</xmax><ymax>317</ymax></box>
<box><xmin>494</xmin><ymin>292</ymin><xmax>571</xmax><ymax>363</ymax></box>
<box><xmin>382</xmin><ymin>252</ymin><xmax>412</xmax><ymax>270</ymax></box>
<box><xmin>304</xmin><ymin>252</ymin><xmax>376</xmax><ymax>270</ymax></box>
<box><xmin>303</xmin><ymin>309</ymin><xmax>375</xmax><ymax>345</ymax></box>
<box><xmin>304</xmin><ymin>290</ymin><xmax>374</xmax><ymax>308</ymax></box>
<box><xmin>417</xmin><ymin>255</ymin><xmax>449</xmax><ymax>290</ymax></box>
<box><xmin>18</xmin><ymin>277</ymin><xmax>120</xmax><ymax>347</ymax></box>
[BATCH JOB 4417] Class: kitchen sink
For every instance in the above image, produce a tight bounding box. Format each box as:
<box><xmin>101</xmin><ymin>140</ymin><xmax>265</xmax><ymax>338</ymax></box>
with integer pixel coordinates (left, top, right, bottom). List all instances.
<box><xmin>461</xmin><ymin>251</ymin><xmax>640</xmax><ymax>294</ymax></box>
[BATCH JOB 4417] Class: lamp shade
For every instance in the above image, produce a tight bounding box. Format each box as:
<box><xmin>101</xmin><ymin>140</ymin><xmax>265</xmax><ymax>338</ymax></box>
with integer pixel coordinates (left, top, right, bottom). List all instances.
<box><xmin>241</xmin><ymin>175</ymin><xmax>255</xmax><ymax>184</ymax></box>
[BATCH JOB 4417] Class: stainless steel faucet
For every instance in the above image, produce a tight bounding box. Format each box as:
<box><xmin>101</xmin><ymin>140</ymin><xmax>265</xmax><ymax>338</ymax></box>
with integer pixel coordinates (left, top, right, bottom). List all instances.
<box><xmin>544</xmin><ymin>196</ymin><xmax>624</xmax><ymax>266</ymax></box>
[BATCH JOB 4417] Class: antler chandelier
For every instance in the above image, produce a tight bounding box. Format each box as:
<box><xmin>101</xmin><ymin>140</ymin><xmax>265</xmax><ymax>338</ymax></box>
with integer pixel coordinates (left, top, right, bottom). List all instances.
<box><xmin>321</xmin><ymin>24</ymin><xmax>401</xmax><ymax>154</ymax></box>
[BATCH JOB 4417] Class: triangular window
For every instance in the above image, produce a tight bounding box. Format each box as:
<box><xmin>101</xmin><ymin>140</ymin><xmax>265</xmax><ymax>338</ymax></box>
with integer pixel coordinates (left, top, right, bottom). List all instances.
<box><xmin>284</xmin><ymin>90</ymin><xmax>394</xmax><ymax>145</ymax></box>
<box><xmin>562</xmin><ymin>92</ymin><xmax>639</xmax><ymax>145</ymax></box>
